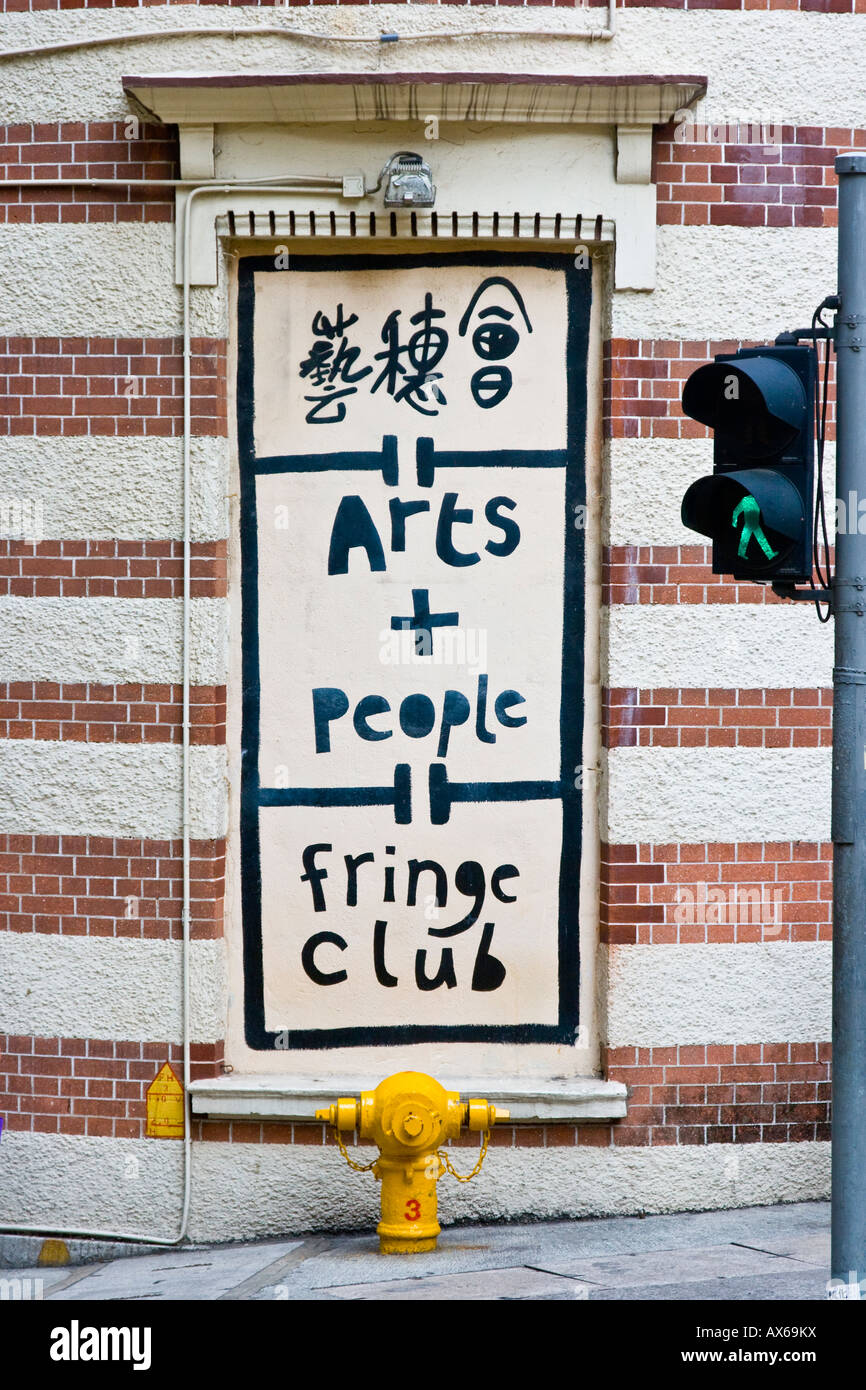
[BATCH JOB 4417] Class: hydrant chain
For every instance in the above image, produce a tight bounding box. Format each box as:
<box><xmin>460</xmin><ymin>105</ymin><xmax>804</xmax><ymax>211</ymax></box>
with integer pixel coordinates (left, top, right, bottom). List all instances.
<box><xmin>333</xmin><ymin>1129</ymin><xmax>377</xmax><ymax>1173</ymax></box>
<box><xmin>436</xmin><ymin>1129</ymin><xmax>490</xmax><ymax>1183</ymax></box>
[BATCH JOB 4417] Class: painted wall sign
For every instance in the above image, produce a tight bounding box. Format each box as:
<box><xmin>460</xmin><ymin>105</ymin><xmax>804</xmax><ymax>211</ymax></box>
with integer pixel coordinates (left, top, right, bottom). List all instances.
<box><xmin>237</xmin><ymin>252</ymin><xmax>589</xmax><ymax>1050</ymax></box>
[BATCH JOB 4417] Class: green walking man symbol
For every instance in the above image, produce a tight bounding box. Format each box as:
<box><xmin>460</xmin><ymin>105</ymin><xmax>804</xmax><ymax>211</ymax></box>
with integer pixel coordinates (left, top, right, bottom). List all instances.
<box><xmin>732</xmin><ymin>494</ymin><xmax>778</xmax><ymax>561</ymax></box>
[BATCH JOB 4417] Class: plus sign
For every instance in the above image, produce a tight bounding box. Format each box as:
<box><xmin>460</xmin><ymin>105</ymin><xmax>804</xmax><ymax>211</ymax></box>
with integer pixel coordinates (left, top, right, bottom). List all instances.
<box><xmin>391</xmin><ymin>588</ymin><xmax>459</xmax><ymax>654</ymax></box>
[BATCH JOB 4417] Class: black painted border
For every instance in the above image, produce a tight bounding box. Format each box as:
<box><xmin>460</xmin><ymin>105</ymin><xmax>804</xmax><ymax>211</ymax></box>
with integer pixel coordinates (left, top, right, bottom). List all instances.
<box><xmin>237</xmin><ymin>250</ymin><xmax>589</xmax><ymax>1050</ymax></box>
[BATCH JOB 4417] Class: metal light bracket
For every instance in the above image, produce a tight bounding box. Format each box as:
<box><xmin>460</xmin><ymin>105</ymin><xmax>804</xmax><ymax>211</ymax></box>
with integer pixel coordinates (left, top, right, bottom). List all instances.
<box><xmin>382</xmin><ymin>151</ymin><xmax>436</xmax><ymax>208</ymax></box>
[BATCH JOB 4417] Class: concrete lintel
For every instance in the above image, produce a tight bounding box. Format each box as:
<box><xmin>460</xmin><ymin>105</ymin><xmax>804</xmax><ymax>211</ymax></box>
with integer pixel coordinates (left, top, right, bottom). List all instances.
<box><xmin>189</xmin><ymin>1075</ymin><xmax>628</xmax><ymax>1123</ymax></box>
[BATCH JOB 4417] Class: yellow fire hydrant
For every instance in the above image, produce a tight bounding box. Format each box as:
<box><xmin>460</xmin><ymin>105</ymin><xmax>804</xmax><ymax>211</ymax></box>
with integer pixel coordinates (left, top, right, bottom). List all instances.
<box><xmin>316</xmin><ymin>1071</ymin><xmax>508</xmax><ymax>1254</ymax></box>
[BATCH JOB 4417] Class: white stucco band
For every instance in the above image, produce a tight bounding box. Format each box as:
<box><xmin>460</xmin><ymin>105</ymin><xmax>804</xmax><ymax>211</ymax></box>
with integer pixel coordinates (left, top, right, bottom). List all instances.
<box><xmin>0</xmin><ymin>740</ymin><xmax>227</xmax><ymax>839</ymax></box>
<box><xmin>0</xmin><ymin>935</ymin><xmax>226</xmax><ymax>1043</ymax></box>
<box><xmin>613</xmin><ymin>226</ymin><xmax>837</xmax><ymax>341</ymax></box>
<box><xmin>608</xmin><ymin>438</ymin><xmax>837</xmax><ymax>548</ymax></box>
<box><xmin>0</xmin><ymin>436</ymin><xmax>229</xmax><ymax>543</ymax></box>
<box><xmin>605</xmin><ymin>604</ymin><xmax>834</xmax><ymax>691</ymax></box>
<box><xmin>0</xmin><ymin>597</ymin><xmax>226</xmax><ymax>686</ymax></box>
<box><xmin>0</xmin><ymin>1131</ymin><xmax>829</xmax><ymax>1241</ymax></box>
<box><xmin>607</xmin><ymin>942</ymin><xmax>831</xmax><ymax>1047</ymax></box>
<box><xmin>0</xmin><ymin>9</ymin><xmax>862</xmax><ymax>129</ymax></box>
<box><xmin>605</xmin><ymin>746</ymin><xmax>830</xmax><ymax>843</ymax></box>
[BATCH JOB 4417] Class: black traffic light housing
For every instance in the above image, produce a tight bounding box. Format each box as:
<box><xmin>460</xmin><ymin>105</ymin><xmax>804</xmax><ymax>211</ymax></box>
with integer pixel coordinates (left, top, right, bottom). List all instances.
<box><xmin>680</xmin><ymin>345</ymin><xmax>817</xmax><ymax>582</ymax></box>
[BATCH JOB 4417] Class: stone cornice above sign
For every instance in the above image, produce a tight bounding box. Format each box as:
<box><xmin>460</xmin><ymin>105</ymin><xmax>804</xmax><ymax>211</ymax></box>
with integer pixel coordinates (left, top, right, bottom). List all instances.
<box><xmin>123</xmin><ymin>71</ymin><xmax>706</xmax><ymax>130</ymax></box>
<box><xmin>124</xmin><ymin>72</ymin><xmax>707</xmax><ymax>293</ymax></box>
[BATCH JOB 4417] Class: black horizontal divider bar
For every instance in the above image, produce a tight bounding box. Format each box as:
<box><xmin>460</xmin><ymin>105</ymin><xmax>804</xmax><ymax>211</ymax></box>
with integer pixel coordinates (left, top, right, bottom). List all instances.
<box><xmin>255</xmin><ymin>434</ymin><xmax>398</xmax><ymax>485</ymax></box>
<box><xmin>416</xmin><ymin>436</ymin><xmax>568</xmax><ymax>486</ymax></box>
<box><xmin>429</xmin><ymin>762</ymin><xmax>563</xmax><ymax>825</ymax></box>
<box><xmin>260</xmin><ymin>763</ymin><xmax>412</xmax><ymax>824</ymax></box>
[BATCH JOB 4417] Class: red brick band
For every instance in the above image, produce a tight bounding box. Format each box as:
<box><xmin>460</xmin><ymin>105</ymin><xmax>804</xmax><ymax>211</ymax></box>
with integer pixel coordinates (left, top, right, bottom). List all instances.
<box><xmin>604</xmin><ymin>687</ymin><xmax>832</xmax><ymax>749</ymax></box>
<box><xmin>0</xmin><ymin>337</ymin><xmax>227</xmax><ymax>437</ymax></box>
<box><xmin>655</xmin><ymin>122</ymin><xmax>864</xmax><ymax>229</ymax></box>
<box><xmin>603</xmin><ymin>544</ymin><xmax>834</xmax><ymax>604</ymax></box>
<box><xmin>0</xmin><ymin>120</ymin><xmax>176</xmax><ymax>224</ymax></box>
<box><xmin>0</xmin><ymin>1035</ymin><xmax>224</xmax><ymax>1140</ymax></box>
<box><xmin>600</xmin><ymin>1042</ymin><xmax>831</xmax><ymax>1147</ymax></box>
<box><xmin>0</xmin><ymin>1033</ymin><xmax>829</xmax><ymax>1146</ymax></box>
<box><xmin>0</xmin><ymin>682</ymin><xmax>226</xmax><ymax>745</ymax></box>
<box><xmin>605</xmin><ymin>339</ymin><xmax>836</xmax><ymax>441</ymax></box>
<box><xmin>1</xmin><ymin>120</ymin><xmax>861</xmax><ymax>229</ymax></box>
<box><xmin>189</xmin><ymin>1039</ymin><xmax>836</xmax><ymax>1148</ymax></box>
<box><xmin>0</xmin><ymin>835</ymin><xmax>226</xmax><ymax>940</ymax></box>
<box><xmin>601</xmin><ymin>841</ymin><xmax>832</xmax><ymax>945</ymax></box>
<box><xmin>0</xmin><ymin>539</ymin><xmax>227</xmax><ymax>597</ymax></box>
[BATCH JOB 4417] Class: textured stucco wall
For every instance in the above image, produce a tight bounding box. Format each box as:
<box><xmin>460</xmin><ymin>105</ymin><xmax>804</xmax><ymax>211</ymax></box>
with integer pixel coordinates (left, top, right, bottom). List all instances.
<box><xmin>605</xmin><ymin>606</ymin><xmax>833</xmax><ymax>691</ymax></box>
<box><xmin>0</xmin><ymin>437</ymin><xmax>229</xmax><ymax>543</ymax></box>
<box><xmin>608</xmin><ymin>439</ymin><xmax>836</xmax><ymax>547</ymax></box>
<box><xmin>0</xmin><ymin>1129</ymin><xmax>830</xmax><ymax>1241</ymax></box>
<box><xmin>0</xmin><ymin>9</ymin><xmax>862</xmax><ymax>126</ymax></box>
<box><xmin>0</xmin><ymin>935</ymin><xmax>226</xmax><ymax>1043</ymax></box>
<box><xmin>0</xmin><ymin>5</ymin><xmax>842</xmax><ymax>1236</ymax></box>
<box><xmin>0</xmin><ymin>598</ymin><xmax>226</xmax><ymax>685</ymax></box>
<box><xmin>606</xmin><ymin>943</ymin><xmax>831</xmax><ymax>1047</ymax></box>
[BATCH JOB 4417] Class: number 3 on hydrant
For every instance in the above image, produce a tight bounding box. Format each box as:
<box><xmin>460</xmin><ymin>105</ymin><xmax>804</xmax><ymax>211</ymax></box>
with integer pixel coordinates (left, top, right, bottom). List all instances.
<box><xmin>316</xmin><ymin>1071</ymin><xmax>508</xmax><ymax>1254</ymax></box>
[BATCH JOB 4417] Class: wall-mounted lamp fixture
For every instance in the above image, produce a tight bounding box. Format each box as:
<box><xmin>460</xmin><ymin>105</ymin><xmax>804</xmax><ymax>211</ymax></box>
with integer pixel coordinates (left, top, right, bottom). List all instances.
<box><xmin>371</xmin><ymin>151</ymin><xmax>436</xmax><ymax>208</ymax></box>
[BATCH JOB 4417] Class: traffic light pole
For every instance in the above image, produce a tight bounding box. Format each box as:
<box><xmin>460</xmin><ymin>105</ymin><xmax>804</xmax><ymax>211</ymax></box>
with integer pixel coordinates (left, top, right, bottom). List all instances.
<box><xmin>830</xmin><ymin>154</ymin><xmax>866</xmax><ymax>1295</ymax></box>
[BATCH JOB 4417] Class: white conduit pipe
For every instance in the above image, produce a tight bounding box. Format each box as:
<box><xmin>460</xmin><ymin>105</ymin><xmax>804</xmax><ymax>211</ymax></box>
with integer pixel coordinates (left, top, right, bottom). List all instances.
<box><xmin>0</xmin><ymin>171</ymin><xmax>354</xmax><ymax>1247</ymax></box>
<box><xmin>0</xmin><ymin>3</ymin><xmax>617</xmax><ymax>63</ymax></box>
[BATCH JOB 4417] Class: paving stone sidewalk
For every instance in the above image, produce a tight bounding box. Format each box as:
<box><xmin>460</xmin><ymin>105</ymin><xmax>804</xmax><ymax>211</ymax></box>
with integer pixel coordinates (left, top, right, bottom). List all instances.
<box><xmin>0</xmin><ymin>1201</ymin><xmax>831</xmax><ymax>1301</ymax></box>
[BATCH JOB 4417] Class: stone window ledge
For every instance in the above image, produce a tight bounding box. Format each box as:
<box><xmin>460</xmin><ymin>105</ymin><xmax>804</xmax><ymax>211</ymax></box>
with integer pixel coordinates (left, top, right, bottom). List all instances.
<box><xmin>189</xmin><ymin>1075</ymin><xmax>628</xmax><ymax>1124</ymax></box>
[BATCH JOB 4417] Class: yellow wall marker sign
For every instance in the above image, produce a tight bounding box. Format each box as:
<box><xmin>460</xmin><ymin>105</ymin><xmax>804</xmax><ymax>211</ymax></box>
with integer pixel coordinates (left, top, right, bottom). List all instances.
<box><xmin>38</xmin><ymin>1239</ymin><xmax>70</xmax><ymax>1267</ymax></box>
<box><xmin>146</xmin><ymin>1063</ymin><xmax>185</xmax><ymax>1139</ymax></box>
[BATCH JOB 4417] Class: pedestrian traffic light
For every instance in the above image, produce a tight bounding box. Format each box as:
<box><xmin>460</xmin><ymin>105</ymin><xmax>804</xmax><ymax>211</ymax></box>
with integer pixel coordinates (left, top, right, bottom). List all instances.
<box><xmin>680</xmin><ymin>345</ymin><xmax>817</xmax><ymax>582</ymax></box>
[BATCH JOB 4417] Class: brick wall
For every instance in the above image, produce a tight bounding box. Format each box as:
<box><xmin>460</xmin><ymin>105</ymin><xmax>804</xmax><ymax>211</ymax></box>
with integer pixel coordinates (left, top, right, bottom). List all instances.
<box><xmin>0</xmin><ymin>835</ymin><xmax>226</xmax><ymax>939</ymax></box>
<box><xmin>0</xmin><ymin>1035</ymin><xmax>224</xmax><ymax>1138</ymax></box>
<box><xmin>600</xmin><ymin>842</ymin><xmax>832</xmax><ymax>945</ymax></box>
<box><xmin>0</xmin><ymin>121</ymin><xmax>176</xmax><ymax>224</ymax></box>
<box><xmin>0</xmin><ymin>540</ymin><xmax>228</xmax><ymax>597</ymax></box>
<box><xmin>603</xmin><ymin>688</ymin><xmax>833</xmax><ymax>749</ymax></box>
<box><xmin>655</xmin><ymin>124</ymin><xmax>865</xmax><ymax>229</ymax></box>
<box><xmin>1</xmin><ymin>1033</ymin><xmax>832</xmax><ymax>1146</ymax></box>
<box><xmin>604</xmin><ymin>339</ymin><xmax>836</xmax><ymax>441</ymax></box>
<box><xmin>600</xmin><ymin>1043</ymin><xmax>831</xmax><ymax>1147</ymax></box>
<box><xmin>0</xmin><ymin>5</ymin><xmax>837</xmax><ymax>1179</ymax></box>
<box><xmin>602</xmin><ymin>545</ymin><xmax>799</xmax><ymax>605</ymax></box>
<box><xmin>0</xmin><ymin>683</ymin><xmax>227</xmax><ymax>744</ymax></box>
<box><xmin>191</xmin><ymin>1039</ymin><xmax>829</xmax><ymax>1150</ymax></box>
<box><xmin>0</xmin><ymin>338</ymin><xmax>227</xmax><ymax>437</ymax></box>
